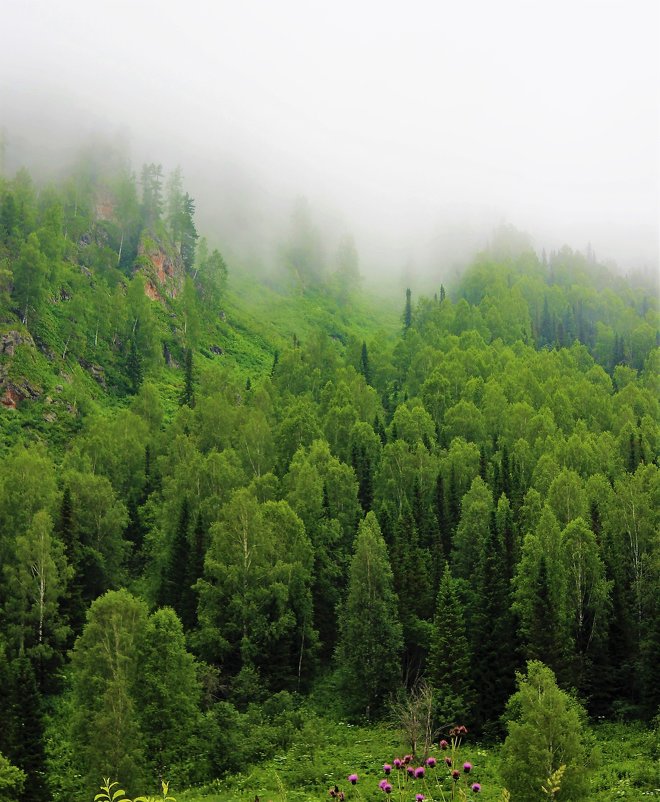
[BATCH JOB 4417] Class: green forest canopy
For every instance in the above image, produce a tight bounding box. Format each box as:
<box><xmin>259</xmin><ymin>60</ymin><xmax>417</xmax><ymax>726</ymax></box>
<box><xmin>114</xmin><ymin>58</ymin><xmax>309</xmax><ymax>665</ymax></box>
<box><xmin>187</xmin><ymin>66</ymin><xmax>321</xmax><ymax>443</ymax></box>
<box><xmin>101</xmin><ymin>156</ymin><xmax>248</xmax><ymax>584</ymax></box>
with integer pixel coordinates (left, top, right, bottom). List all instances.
<box><xmin>0</xmin><ymin>145</ymin><xmax>658</xmax><ymax>801</ymax></box>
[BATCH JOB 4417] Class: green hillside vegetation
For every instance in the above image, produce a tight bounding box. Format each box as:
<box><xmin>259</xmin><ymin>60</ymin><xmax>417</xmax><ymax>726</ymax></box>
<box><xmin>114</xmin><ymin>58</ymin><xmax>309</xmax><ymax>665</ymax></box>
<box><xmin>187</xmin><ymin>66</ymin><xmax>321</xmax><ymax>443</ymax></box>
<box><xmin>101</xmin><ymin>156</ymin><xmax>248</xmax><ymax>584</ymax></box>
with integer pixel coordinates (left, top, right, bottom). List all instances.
<box><xmin>0</xmin><ymin>144</ymin><xmax>658</xmax><ymax>802</ymax></box>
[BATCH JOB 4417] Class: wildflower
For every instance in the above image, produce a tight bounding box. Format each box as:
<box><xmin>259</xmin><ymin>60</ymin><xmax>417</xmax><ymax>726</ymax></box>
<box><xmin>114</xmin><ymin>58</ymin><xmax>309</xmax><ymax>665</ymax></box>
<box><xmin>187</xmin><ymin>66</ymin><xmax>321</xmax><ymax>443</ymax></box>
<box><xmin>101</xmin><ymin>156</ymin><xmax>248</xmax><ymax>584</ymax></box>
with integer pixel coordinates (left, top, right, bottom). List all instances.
<box><xmin>379</xmin><ymin>780</ymin><xmax>388</xmax><ymax>790</ymax></box>
<box><xmin>471</xmin><ymin>783</ymin><xmax>481</xmax><ymax>793</ymax></box>
<box><xmin>393</xmin><ymin>759</ymin><xmax>402</xmax><ymax>769</ymax></box>
<box><xmin>463</xmin><ymin>762</ymin><xmax>472</xmax><ymax>773</ymax></box>
<box><xmin>452</xmin><ymin>770</ymin><xmax>461</xmax><ymax>781</ymax></box>
<box><xmin>406</xmin><ymin>766</ymin><xmax>415</xmax><ymax>778</ymax></box>
<box><xmin>444</xmin><ymin>757</ymin><xmax>452</xmax><ymax>767</ymax></box>
<box><xmin>383</xmin><ymin>764</ymin><xmax>392</xmax><ymax>775</ymax></box>
<box><xmin>439</xmin><ymin>739</ymin><xmax>449</xmax><ymax>750</ymax></box>
<box><xmin>414</xmin><ymin>767</ymin><xmax>425</xmax><ymax>779</ymax></box>
<box><xmin>426</xmin><ymin>757</ymin><xmax>437</xmax><ymax>768</ymax></box>
<box><xmin>339</xmin><ymin>793</ymin><xmax>345</xmax><ymax>801</ymax></box>
<box><xmin>383</xmin><ymin>784</ymin><xmax>392</xmax><ymax>795</ymax></box>
<box><xmin>329</xmin><ymin>786</ymin><xmax>339</xmax><ymax>798</ymax></box>
<box><xmin>348</xmin><ymin>774</ymin><xmax>358</xmax><ymax>785</ymax></box>
<box><xmin>403</xmin><ymin>755</ymin><xmax>413</xmax><ymax>765</ymax></box>
<box><xmin>416</xmin><ymin>795</ymin><xmax>425</xmax><ymax>802</ymax></box>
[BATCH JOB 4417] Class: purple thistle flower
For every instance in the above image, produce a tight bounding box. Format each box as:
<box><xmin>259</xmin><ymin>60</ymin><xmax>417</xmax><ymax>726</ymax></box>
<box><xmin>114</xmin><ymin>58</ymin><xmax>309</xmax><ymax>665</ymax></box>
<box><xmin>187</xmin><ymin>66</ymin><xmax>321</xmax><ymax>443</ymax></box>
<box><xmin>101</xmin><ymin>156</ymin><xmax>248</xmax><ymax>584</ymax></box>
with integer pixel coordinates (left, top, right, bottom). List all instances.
<box><xmin>348</xmin><ymin>774</ymin><xmax>358</xmax><ymax>785</ymax></box>
<box><xmin>383</xmin><ymin>784</ymin><xmax>392</xmax><ymax>795</ymax></box>
<box><xmin>416</xmin><ymin>795</ymin><xmax>425</xmax><ymax>802</ymax></box>
<box><xmin>414</xmin><ymin>767</ymin><xmax>425</xmax><ymax>779</ymax></box>
<box><xmin>379</xmin><ymin>780</ymin><xmax>388</xmax><ymax>790</ymax></box>
<box><xmin>451</xmin><ymin>770</ymin><xmax>460</xmax><ymax>781</ymax></box>
<box><xmin>471</xmin><ymin>783</ymin><xmax>481</xmax><ymax>793</ymax></box>
<box><xmin>463</xmin><ymin>762</ymin><xmax>472</xmax><ymax>773</ymax></box>
<box><xmin>393</xmin><ymin>759</ymin><xmax>402</xmax><ymax>769</ymax></box>
<box><xmin>426</xmin><ymin>757</ymin><xmax>437</xmax><ymax>768</ymax></box>
<box><xmin>444</xmin><ymin>757</ymin><xmax>452</xmax><ymax>767</ymax></box>
<box><xmin>439</xmin><ymin>739</ymin><xmax>449</xmax><ymax>750</ymax></box>
<box><xmin>406</xmin><ymin>766</ymin><xmax>415</xmax><ymax>777</ymax></box>
<box><xmin>383</xmin><ymin>764</ymin><xmax>392</xmax><ymax>775</ymax></box>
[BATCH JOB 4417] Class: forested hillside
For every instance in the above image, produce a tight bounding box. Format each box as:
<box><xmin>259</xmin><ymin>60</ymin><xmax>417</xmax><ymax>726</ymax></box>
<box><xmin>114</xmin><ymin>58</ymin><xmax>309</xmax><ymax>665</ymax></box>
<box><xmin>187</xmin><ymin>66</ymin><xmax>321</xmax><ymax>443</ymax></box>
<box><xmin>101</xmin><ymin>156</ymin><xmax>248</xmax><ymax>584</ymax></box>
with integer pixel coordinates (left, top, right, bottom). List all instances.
<box><xmin>0</xmin><ymin>149</ymin><xmax>658</xmax><ymax>802</ymax></box>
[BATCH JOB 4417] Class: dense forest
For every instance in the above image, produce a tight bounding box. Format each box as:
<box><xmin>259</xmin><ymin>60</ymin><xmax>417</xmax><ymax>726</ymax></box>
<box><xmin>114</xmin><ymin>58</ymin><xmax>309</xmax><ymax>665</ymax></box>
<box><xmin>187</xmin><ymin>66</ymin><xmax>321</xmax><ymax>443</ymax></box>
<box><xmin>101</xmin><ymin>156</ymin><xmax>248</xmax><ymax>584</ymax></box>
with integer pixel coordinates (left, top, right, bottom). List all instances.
<box><xmin>0</xmin><ymin>144</ymin><xmax>658</xmax><ymax>802</ymax></box>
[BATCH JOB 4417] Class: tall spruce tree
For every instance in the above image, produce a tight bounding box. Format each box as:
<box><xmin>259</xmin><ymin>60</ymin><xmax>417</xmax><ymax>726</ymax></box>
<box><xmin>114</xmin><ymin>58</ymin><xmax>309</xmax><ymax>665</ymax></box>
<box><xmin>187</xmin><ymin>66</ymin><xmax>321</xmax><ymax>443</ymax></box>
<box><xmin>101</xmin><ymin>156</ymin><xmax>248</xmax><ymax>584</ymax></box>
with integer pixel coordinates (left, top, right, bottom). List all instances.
<box><xmin>471</xmin><ymin>511</ymin><xmax>517</xmax><ymax>736</ymax></box>
<box><xmin>181</xmin><ymin>347</ymin><xmax>195</xmax><ymax>407</ymax></box>
<box><xmin>336</xmin><ymin>512</ymin><xmax>403</xmax><ymax>719</ymax></box>
<box><xmin>391</xmin><ymin>500</ymin><xmax>434</xmax><ymax>684</ymax></box>
<box><xmin>403</xmin><ymin>287</ymin><xmax>412</xmax><ymax>329</ymax></box>
<box><xmin>6</xmin><ymin>656</ymin><xmax>48</xmax><ymax>802</ymax></box>
<box><xmin>159</xmin><ymin>497</ymin><xmax>191</xmax><ymax>616</ymax></box>
<box><xmin>427</xmin><ymin>563</ymin><xmax>474</xmax><ymax>727</ymax></box>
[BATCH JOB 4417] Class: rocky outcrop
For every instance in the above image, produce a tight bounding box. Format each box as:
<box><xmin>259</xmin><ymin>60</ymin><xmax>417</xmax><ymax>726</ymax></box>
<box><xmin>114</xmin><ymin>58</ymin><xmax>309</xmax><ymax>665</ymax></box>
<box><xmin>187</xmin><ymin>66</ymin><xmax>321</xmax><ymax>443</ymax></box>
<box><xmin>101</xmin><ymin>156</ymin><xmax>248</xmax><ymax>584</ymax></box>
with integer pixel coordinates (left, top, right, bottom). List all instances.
<box><xmin>78</xmin><ymin>357</ymin><xmax>107</xmax><ymax>388</ymax></box>
<box><xmin>94</xmin><ymin>188</ymin><xmax>116</xmax><ymax>222</ymax></box>
<box><xmin>1</xmin><ymin>329</ymin><xmax>34</xmax><ymax>357</ymax></box>
<box><xmin>136</xmin><ymin>233</ymin><xmax>184</xmax><ymax>301</ymax></box>
<box><xmin>0</xmin><ymin>330</ymin><xmax>42</xmax><ymax>408</ymax></box>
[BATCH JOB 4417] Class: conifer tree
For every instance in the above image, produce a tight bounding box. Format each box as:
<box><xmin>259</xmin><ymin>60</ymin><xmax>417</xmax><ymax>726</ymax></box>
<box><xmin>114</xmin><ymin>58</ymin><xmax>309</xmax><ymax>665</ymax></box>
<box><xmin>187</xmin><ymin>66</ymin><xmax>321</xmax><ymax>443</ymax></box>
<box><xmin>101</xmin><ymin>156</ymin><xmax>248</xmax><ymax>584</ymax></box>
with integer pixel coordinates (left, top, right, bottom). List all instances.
<box><xmin>337</xmin><ymin>512</ymin><xmax>403</xmax><ymax>718</ymax></box>
<box><xmin>56</xmin><ymin>487</ymin><xmax>85</xmax><ymax>641</ymax></box>
<box><xmin>181</xmin><ymin>347</ymin><xmax>195</xmax><ymax>407</ymax></box>
<box><xmin>5</xmin><ymin>657</ymin><xmax>48</xmax><ymax>802</ymax></box>
<box><xmin>435</xmin><ymin>472</ymin><xmax>451</xmax><ymax>559</ymax></box>
<box><xmin>471</xmin><ymin>511</ymin><xmax>517</xmax><ymax>735</ymax></box>
<box><xmin>159</xmin><ymin>497</ymin><xmax>191</xmax><ymax>615</ymax></box>
<box><xmin>179</xmin><ymin>193</ymin><xmax>198</xmax><ymax>271</ymax></box>
<box><xmin>359</xmin><ymin>340</ymin><xmax>371</xmax><ymax>385</ymax></box>
<box><xmin>427</xmin><ymin>563</ymin><xmax>473</xmax><ymax>727</ymax></box>
<box><xmin>514</xmin><ymin>509</ymin><xmax>572</xmax><ymax>685</ymax></box>
<box><xmin>501</xmin><ymin>661</ymin><xmax>591</xmax><ymax>802</ymax></box>
<box><xmin>391</xmin><ymin>500</ymin><xmax>433</xmax><ymax>682</ymax></box>
<box><xmin>181</xmin><ymin>513</ymin><xmax>207</xmax><ymax>631</ymax></box>
<box><xmin>126</xmin><ymin>337</ymin><xmax>143</xmax><ymax>394</ymax></box>
<box><xmin>351</xmin><ymin>443</ymin><xmax>374</xmax><ymax>513</ymax></box>
<box><xmin>403</xmin><ymin>287</ymin><xmax>412</xmax><ymax>329</ymax></box>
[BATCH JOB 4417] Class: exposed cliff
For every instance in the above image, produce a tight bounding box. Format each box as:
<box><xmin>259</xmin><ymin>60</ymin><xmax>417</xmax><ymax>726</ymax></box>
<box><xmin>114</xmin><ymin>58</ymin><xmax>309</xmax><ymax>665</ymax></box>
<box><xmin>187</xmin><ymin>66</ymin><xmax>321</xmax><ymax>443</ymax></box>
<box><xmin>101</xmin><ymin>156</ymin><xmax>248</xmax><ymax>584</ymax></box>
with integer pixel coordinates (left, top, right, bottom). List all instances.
<box><xmin>0</xmin><ymin>329</ymin><xmax>42</xmax><ymax>408</ymax></box>
<box><xmin>134</xmin><ymin>230</ymin><xmax>185</xmax><ymax>301</ymax></box>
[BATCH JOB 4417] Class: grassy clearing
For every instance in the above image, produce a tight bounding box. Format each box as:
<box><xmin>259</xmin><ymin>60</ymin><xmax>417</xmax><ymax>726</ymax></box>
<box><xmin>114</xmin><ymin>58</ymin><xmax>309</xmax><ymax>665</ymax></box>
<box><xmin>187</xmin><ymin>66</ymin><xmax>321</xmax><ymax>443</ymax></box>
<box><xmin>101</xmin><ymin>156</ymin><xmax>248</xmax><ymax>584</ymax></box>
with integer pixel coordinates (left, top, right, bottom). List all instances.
<box><xmin>177</xmin><ymin>721</ymin><xmax>658</xmax><ymax>802</ymax></box>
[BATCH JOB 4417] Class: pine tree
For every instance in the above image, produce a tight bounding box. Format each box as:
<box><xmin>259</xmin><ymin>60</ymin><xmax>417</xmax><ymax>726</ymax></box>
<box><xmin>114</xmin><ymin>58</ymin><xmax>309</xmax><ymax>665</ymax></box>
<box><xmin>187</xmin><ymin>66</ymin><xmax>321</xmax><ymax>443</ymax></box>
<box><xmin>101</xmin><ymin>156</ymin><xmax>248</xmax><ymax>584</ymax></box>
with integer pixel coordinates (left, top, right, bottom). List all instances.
<box><xmin>337</xmin><ymin>512</ymin><xmax>403</xmax><ymax>719</ymax></box>
<box><xmin>159</xmin><ymin>497</ymin><xmax>191</xmax><ymax>616</ymax></box>
<box><xmin>179</xmin><ymin>193</ymin><xmax>198</xmax><ymax>271</ymax></box>
<box><xmin>55</xmin><ymin>487</ymin><xmax>86</xmax><ymax>643</ymax></box>
<box><xmin>501</xmin><ymin>662</ymin><xmax>591</xmax><ymax>802</ymax></box>
<box><xmin>181</xmin><ymin>513</ymin><xmax>207</xmax><ymax>631</ymax></box>
<box><xmin>6</xmin><ymin>657</ymin><xmax>48</xmax><ymax>802</ymax></box>
<box><xmin>435</xmin><ymin>472</ymin><xmax>451</xmax><ymax>560</ymax></box>
<box><xmin>360</xmin><ymin>340</ymin><xmax>371</xmax><ymax>385</ymax></box>
<box><xmin>427</xmin><ymin>563</ymin><xmax>473</xmax><ymax>727</ymax></box>
<box><xmin>180</xmin><ymin>347</ymin><xmax>195</xmax><ymax>407</ymax></box>
<box><xmin>471</xmin><ymin>512</ymin><xmax>517</xmax><ymax>736</ymax></box>
<box><xmin>403</xmin><ymin>287</ymin><xmax>412</xmax><ymax>329</ymax></box>
<box><xmin>391</xmin><ymin>501</ymin><xmax>433</xmax><ymax>683</ymax></box>
<box><xmin>126</xmin><ymin>337</ymin><xmax>143</xmax><ymax>394</ymax></box>
<box><xmin>351</xmin><ymin>443</ymin><xmax>374</xmax><ymax>513</ymax></box>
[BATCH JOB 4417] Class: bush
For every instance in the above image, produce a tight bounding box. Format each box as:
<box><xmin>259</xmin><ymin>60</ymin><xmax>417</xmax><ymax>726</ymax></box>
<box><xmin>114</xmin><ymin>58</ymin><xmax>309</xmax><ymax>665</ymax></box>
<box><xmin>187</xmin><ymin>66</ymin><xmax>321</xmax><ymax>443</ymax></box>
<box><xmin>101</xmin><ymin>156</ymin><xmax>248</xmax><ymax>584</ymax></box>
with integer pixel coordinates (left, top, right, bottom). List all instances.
<box><xmin>501</xmin><ymin>661</ymin><xmax>591</xmax><ymax>801</ymax></box>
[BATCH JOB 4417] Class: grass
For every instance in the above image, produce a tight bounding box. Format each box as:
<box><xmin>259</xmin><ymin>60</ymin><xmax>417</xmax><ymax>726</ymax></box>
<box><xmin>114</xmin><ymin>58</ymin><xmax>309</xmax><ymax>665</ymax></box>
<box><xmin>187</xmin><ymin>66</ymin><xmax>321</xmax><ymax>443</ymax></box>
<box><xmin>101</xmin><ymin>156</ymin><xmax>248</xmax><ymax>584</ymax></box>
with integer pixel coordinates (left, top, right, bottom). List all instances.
<box><xmin>175</xmin><ymin>721</ymin><xmax>658</xmax><ymax>802</ymax></box>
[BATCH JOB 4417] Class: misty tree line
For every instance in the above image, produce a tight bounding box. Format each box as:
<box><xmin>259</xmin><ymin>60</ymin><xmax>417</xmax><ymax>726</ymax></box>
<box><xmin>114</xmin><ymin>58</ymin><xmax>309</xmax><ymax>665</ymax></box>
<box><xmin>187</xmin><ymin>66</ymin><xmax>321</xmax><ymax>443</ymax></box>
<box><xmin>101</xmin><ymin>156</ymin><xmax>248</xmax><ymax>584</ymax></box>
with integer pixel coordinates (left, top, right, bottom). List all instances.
<box><xmin>0</xmin><ymin>155</ymin><xmax>658</xmax><ymax>800</ymax></box>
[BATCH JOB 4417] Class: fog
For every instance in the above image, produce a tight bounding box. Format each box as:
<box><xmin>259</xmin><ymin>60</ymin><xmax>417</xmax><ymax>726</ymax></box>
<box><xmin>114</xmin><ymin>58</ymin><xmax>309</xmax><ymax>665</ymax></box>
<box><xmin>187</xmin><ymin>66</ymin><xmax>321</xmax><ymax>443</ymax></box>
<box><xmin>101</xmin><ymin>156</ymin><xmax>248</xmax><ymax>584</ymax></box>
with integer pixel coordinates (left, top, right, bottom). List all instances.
<box><xmin>1</xmin><ymin>0</ymin><xmax>658</xmax><ymax>283</ymax></box>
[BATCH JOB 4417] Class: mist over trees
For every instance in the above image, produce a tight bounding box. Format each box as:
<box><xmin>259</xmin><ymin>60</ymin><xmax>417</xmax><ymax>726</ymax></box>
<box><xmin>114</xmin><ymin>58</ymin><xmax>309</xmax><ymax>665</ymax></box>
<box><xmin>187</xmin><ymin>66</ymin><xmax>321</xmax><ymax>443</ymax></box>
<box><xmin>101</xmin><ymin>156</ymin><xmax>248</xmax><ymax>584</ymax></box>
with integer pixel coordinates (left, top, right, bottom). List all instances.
<box><xmin>0</xmin><ymin>137</ymin><xmax>657</xmax><ymax>801</ymax></box>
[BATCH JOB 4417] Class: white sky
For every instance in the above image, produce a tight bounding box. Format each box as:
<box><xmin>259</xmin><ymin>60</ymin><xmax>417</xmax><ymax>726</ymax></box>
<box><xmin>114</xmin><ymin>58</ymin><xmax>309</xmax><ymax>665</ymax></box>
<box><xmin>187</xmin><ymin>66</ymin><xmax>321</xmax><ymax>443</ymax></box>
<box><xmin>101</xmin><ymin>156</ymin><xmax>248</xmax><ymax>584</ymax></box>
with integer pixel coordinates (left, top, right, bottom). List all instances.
<box><xmin>1</xmin><ymin>0</ymin><xmax>658</xmax><ymax>273</ymax></box>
